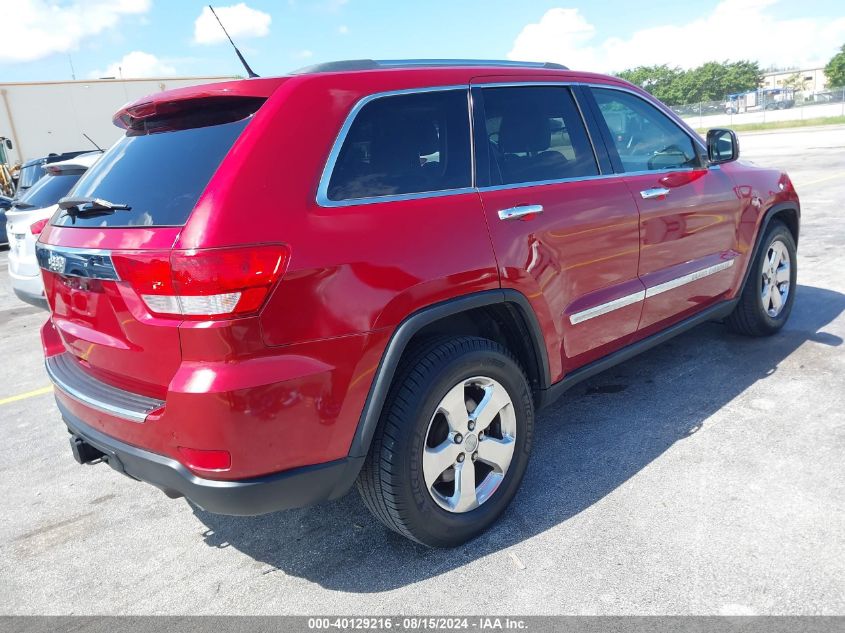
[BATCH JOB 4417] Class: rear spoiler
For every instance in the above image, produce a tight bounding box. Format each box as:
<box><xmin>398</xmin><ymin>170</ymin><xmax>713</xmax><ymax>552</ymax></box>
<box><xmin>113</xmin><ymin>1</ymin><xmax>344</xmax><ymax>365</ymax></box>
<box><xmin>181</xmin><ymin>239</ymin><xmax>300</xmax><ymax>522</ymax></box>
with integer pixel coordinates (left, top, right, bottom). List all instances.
<box><xmin>112</xmin><ymin>78</ymin><xmax>287</xmax><ymax>131</ymax></box>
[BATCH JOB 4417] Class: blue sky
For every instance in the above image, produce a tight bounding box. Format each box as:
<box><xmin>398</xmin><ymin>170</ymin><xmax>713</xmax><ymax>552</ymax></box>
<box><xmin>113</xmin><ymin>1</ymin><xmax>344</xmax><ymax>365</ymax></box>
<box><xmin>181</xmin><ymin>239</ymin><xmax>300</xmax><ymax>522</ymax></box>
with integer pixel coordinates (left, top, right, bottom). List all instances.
<box><xmin>3</xmin><ymin>0</ymin><xmax>845</xmax><ymax>82</ymax></box>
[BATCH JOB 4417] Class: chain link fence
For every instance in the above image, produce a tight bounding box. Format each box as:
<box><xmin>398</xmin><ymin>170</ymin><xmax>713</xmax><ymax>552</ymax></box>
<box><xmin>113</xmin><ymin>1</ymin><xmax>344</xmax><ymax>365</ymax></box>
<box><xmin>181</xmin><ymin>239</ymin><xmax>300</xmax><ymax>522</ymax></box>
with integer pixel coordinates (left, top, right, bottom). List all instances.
<box><xmin>669</xmin><ymin>88</ymin><xmax>845</xmax><ymax>130</ymax></box>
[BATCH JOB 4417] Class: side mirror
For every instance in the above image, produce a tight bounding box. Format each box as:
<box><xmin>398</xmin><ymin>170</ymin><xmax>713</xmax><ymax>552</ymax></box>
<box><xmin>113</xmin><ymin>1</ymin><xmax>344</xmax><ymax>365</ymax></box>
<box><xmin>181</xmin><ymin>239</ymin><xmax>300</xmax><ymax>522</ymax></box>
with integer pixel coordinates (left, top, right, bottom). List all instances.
<box><xmin>706</xmin><ymin>128</ymin><xmax>739</xmax><ymax>164</ymax></box>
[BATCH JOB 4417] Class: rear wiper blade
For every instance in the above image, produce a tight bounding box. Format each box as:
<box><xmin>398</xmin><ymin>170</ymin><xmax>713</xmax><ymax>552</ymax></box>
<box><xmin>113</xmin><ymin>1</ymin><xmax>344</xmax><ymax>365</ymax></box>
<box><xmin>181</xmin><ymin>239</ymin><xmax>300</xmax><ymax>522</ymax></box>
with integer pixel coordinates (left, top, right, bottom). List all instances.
<box><xmin>58</xmin><ymin>197</ymin><xmax>131</xmax><ymax>215</ymax></box>
<box><xmin>12</xmin><ymin>202</ymin><xmax>35</xmax><ymax>210</ymax></box>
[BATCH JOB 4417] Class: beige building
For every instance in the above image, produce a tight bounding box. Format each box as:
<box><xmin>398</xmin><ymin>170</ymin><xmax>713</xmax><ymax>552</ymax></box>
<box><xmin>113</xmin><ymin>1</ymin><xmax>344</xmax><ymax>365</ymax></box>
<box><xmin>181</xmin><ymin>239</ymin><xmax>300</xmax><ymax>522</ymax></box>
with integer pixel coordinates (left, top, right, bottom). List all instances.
<box><xmin>761</xmin><ymin>67</ymin><xmax>829</xmax><ymax>93</ymax></box>
<box><xmin>0</xmin><ymin>76</ymin><xmax>235</xmax><ymax>165</ymax></box>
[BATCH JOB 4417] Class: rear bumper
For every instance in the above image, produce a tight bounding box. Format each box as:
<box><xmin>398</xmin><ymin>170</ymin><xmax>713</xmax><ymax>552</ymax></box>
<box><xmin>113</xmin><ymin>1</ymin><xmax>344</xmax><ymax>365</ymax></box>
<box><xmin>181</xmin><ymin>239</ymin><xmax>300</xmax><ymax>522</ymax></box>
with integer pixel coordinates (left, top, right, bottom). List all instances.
<box><xmin>9</xmin><ymin>268</ymin><xmax>47</xmax><ymax>309</ymax></box>
<box><xmin>13</xmin><ymin>287</ymin><xmax>48</xmax><ymax>310</ymax></box>
<box><xmin>59</xmin><ymin>400</ymin><xmax>363</xmax><ymax>515</ymax></box>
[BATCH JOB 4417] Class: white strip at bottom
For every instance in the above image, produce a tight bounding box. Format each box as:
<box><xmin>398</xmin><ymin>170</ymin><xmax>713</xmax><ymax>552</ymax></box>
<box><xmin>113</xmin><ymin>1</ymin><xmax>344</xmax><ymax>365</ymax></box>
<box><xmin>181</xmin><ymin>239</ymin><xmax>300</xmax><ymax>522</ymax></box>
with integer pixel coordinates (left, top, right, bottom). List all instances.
<box><xmin>645</xmin><ymin>259</ymin><xmax>735</xmax><ymax>298</ymax></box>
<box><xmin>568</xmin><ymin>257</ymin><xmax>736</xmax><ymax>326</ymax></box>
<box><xmin>569</xmin><ymin>290</ymin><xmax>645</xmax><ymax>325</ymax></box>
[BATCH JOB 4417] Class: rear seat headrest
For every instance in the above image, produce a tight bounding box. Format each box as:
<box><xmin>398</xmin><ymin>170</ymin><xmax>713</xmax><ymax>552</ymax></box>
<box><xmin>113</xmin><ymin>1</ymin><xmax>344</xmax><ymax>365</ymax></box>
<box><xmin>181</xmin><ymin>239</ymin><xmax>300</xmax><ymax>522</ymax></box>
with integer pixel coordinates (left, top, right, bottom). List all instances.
<box><xmin>369</xmin><ymin>112</ymin><xmax>441</xmax><ymax>168</ymax></box>
<box><xmin>499</xmin><ymin>108</ymin><xmax>551</xmax><ymax>153</ymax></box>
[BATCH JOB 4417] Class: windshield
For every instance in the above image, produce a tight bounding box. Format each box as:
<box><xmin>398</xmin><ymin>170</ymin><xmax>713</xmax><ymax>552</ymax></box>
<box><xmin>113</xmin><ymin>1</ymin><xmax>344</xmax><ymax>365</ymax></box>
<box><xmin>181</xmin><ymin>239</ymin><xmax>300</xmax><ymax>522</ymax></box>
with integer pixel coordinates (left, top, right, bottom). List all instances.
<box><xmin>16</xmin><ymin>173</ymin><xmax>83</xmax><ymax>210</ymax></box>
<box><xmin>52</xmin><ymin>118</ymin><xmax>249</xmax><ymax>228</ymax></box>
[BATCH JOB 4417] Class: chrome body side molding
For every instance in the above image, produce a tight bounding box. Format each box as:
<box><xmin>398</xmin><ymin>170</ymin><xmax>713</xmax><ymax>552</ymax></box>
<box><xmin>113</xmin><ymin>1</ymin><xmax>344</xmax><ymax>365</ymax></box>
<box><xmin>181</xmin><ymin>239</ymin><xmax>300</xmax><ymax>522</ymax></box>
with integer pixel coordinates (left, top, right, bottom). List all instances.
<box><xmin>569</xmin><ymin>290</ymin><xmax>645</xmax><ymax>325</ymax></box>
<box><xmin>645</xmin><ymin>259</ymin><xmax>735</xmax><ymax>298</ymax></box>
<box><xmin>569</xmin><ymin>257</ymin><xmax>736</xmax><ymax>325</ymax></box>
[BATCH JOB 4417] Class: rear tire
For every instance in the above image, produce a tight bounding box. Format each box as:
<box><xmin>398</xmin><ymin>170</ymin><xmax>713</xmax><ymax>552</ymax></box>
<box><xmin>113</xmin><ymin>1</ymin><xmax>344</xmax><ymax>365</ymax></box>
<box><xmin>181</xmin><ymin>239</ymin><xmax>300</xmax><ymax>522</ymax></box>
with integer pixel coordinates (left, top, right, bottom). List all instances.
<box><xmin>726</xmin><ymin>220</ymin><xmax>797</xmax><ymax>336</ymax></box>
<box><xmin>356</xmin><ymin>336</ymin><xmax>534</xmax><ymax>547</ymax></box>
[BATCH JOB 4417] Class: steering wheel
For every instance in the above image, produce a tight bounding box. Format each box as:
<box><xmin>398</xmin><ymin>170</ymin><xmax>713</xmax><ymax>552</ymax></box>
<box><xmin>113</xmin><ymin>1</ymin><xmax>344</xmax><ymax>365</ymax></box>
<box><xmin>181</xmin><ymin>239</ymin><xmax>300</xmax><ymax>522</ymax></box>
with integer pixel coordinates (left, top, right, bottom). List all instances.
<box><xmin>646</xmin><ymin>144</ymin><xmax>689</xmax><ymax>170</ymax></box>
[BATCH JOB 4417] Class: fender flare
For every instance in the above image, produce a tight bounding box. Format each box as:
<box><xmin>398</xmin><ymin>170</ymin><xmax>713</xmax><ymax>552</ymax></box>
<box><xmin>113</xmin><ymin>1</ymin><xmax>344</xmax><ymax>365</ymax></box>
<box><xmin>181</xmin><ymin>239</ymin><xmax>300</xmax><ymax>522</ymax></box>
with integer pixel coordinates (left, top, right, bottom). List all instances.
<box><xmin>738</xmin><ymin>201</ymin><xmax>800</xmax><ymax>296</ymax></box>
<box><xmin>347</xmin><ymin>288</ymin><xmax>549</xmax><ymax>458</ymax></box>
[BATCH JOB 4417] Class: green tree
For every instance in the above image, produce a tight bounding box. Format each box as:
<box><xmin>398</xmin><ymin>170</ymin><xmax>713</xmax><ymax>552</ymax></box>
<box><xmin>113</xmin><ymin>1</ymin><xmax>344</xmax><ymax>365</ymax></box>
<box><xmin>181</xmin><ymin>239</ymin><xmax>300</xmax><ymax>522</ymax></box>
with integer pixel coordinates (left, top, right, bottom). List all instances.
<box><xmin>680</xmin><ymin>62</ymin><xmax>724</xmax><ymax>103</ymax></box>
<box><xmin>721</xmin><ymin>60</ymin><xmax>763</xmax><ymax>96</ymax></box>
<box><xmin>681</xmin><ymin>60</ymin><xmax>761</xmax><ymax>102</ymax></box>
<box><xmin>615</xmin><ymin>59</ymin><xmax>762</xmax><ymax>105</ymax></box>
<box><xmin>825</xmin><ymin>44</ymin><xmax>845</xmax><ymax>87</ymax></box>
<box><xmin>617</xmin><ymin>64</ymin><xmax>685</xmax><ymax>105</ymax></box>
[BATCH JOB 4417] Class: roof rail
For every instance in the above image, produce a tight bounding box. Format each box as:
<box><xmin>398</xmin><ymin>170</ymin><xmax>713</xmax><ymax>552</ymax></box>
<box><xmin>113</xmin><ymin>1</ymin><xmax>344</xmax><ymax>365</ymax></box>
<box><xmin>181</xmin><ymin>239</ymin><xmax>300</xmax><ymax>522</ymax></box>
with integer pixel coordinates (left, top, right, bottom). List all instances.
<box><xmin>290</xmin><ymin>59</ymin><xmax>568</xmax><ymax>75</ymax></box>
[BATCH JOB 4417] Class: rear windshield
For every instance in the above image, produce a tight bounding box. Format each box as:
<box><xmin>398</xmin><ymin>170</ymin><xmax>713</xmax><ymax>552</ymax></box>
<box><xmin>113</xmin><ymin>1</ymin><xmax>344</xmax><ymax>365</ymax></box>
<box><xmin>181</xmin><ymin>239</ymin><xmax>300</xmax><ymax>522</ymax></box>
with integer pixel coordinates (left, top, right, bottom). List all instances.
<box><xmin>18</xmin><ymin>162</ymin><xmax>47</xmax><ymax>191</ymax></box>
<box><xmin>17</xmin><ymin>173</ymin><xmax>82</xmax><ymax>209</ymax></box>
<box><xmin>52</xmin><ymin>118</ymin><xmax>249</xmax><ymax>228</ymax></box>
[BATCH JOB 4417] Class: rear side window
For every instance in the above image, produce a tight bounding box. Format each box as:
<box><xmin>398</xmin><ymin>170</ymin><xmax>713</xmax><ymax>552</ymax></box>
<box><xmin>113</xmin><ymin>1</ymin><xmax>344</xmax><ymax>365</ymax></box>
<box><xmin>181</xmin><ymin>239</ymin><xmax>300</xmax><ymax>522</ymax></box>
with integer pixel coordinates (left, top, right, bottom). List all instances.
<box><xmin>325</xmin><ymin>90</ymin><xmax>471</xmax><ymax>202</ymax></box>
<box><xmin>52</xmin><ymin>118</ymin><xmax>248</xmax><ymax>228</ymax></box>
<box><xmin>479</xmin><ymin>86</ymin><xmax>598</xmax><ymax>186</ymax></box>
<box><xmin>17</xmin><ymin>173</ymin><xmax>82</xmax><ymax>209</ymax></box>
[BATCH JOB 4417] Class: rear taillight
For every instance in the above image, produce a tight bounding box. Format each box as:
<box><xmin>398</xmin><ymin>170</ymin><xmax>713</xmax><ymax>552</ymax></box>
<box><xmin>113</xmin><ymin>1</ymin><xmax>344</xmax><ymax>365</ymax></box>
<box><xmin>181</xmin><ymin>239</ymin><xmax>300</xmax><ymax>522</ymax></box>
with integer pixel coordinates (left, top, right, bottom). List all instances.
<box><xmin>30</xmin><ymin>218</ymin><xmax>49</xmax><ymax>235</ymax></box>
<box><xmin>111</xmin><ymin>245</ymin><xmax>289</xmax><ymax>319</ymax></box>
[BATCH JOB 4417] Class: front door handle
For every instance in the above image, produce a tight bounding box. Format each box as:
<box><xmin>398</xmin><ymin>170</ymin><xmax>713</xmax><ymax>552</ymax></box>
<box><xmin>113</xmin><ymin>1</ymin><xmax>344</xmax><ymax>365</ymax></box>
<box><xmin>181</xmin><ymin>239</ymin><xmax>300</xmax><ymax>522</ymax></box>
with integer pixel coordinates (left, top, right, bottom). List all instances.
<box><xmin>498</xmin><ymin>204</ymin><xmax>544</xmax><ymax>221</ymax></box>
<box><xmin>640</xmin><ymin>187</ymin><xmax>671</xmax><ymax>200</ymax></box>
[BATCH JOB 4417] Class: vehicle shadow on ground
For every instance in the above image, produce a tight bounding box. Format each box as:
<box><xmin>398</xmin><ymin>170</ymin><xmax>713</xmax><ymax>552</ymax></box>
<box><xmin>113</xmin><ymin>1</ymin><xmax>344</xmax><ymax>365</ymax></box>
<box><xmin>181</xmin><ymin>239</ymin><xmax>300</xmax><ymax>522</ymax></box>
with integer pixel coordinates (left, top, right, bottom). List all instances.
<box><xmin>194</xmin><ymin>284</ymin><xmax>844</xmax><ymax>592</ymax></box>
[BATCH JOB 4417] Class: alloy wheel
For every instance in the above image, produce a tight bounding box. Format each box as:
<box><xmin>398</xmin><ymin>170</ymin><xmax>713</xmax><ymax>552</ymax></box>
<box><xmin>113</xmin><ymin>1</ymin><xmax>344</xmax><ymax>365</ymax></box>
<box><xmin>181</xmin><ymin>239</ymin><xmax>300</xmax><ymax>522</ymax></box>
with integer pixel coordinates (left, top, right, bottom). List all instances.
<box><xmin>761</xmin><ymin>238</ymin><xmax>791</xmax><ymax>317</ymax></box>
<box><xmin>422</xmin><ymin>376</ymin><xmax>516</xmax><ymax>513</ymax></box>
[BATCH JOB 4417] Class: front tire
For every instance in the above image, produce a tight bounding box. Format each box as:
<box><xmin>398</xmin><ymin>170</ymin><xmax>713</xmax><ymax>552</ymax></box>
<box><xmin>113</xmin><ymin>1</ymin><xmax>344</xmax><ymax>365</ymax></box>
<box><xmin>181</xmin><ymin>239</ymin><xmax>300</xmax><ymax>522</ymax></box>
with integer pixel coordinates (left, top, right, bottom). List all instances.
<box><xmin>726</xmin><ymin>220</ymin><xmax>797</xmax><ymax>336</ymax></box>
<box><xmin>356</xmin><ymin>336</ymin><xmax>534</xmax><ymax>547</ymax></box>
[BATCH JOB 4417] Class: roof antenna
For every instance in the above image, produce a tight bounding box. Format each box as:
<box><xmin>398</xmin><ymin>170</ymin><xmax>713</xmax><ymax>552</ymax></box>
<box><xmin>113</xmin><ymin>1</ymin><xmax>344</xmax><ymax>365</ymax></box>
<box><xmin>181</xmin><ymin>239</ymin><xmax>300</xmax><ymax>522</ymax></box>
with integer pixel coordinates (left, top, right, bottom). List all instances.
<box><xmin>82</xmin><ymin>133</ymin><xmax>104</xmax><ymax>153</ymax></box>
<box><xmin>208</xmin><ymin>5</ymin><xmax>259</xmax><ymax>78</ymax></box>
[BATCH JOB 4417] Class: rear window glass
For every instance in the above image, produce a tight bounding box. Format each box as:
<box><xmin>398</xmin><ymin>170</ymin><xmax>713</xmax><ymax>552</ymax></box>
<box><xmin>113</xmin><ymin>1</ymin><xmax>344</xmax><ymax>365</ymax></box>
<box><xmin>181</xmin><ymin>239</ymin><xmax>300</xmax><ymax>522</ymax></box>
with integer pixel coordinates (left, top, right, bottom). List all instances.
<box><xmin>52</xmin><ymin>118</ymin><xmax>248</xmax><ymax>228</ymax></box>
<box><xmin>17</xmin><ymin>162</ymin><xmax>47</xmax><ymax>191</ymax></box>
<box><xmin>325</xmin><ymin>89</ymin><xmax>471</xmax><ymax>202</ymax></box>
<box><xmin>17</xmin><ymin>173</ymin><xmax>82</xmax><ymax>209</ymax></box>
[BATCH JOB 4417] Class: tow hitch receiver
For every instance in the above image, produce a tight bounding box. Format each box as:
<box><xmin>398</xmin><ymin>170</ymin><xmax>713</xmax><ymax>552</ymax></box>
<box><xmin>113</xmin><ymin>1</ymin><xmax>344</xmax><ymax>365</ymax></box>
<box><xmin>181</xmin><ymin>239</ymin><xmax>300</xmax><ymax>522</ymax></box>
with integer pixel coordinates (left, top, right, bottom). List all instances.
<box><xmin>69</xmin><ymin>435</ymin><xmax>106</xmax><ymax>465</ymax></box>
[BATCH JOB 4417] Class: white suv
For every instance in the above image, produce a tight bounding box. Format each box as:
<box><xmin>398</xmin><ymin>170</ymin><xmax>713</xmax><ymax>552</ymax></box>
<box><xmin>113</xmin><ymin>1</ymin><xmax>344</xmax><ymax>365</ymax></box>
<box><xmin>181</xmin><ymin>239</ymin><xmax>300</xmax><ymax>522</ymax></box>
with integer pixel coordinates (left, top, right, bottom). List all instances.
<box><xmin>7</xmin><ymin>152</ymin><xmax>100</xmax><ymax>308</ymax></box>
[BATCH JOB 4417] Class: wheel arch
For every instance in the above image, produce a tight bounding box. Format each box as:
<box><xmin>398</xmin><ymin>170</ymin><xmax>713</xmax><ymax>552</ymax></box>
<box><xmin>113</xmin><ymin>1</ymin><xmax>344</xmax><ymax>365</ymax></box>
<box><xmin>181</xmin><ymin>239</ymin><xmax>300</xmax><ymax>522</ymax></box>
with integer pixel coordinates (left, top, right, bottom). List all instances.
<box><xmin>767</xmin><ymin>202</ymin><xmax>800</xmax><ymax>245</ymax></box>
<box><xmin>739</xmin><ymin>201</ymin><xmax>800</xmax><ymax>296</ymax></box>
<box><xmin>347</xmin><ymin>289</ymin><xmax>549</xmax><ymax>459</ymax></box>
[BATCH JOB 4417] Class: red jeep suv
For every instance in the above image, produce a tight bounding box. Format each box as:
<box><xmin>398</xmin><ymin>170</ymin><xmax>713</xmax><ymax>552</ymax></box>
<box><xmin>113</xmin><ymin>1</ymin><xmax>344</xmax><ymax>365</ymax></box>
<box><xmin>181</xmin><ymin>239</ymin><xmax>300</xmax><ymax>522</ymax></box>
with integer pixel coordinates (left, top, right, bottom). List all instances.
<box><xmin>37</xmin><ymin>60</ymin><xmax>799</xmax><ymax>547</ymax></box>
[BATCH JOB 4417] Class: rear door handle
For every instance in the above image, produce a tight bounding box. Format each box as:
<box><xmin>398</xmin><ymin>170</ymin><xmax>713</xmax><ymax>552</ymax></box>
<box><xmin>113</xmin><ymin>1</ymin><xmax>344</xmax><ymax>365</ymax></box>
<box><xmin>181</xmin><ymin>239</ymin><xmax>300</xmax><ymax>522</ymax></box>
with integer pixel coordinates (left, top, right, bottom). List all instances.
<box><xmin>498</xmin><ymin>204</ymin><xmax>544</xmax><ymax>221</ymax></box>
<box><xmin>640</xmin><ymin>187</ymin><xmax>671</xmax><ymax>200</ymax></box>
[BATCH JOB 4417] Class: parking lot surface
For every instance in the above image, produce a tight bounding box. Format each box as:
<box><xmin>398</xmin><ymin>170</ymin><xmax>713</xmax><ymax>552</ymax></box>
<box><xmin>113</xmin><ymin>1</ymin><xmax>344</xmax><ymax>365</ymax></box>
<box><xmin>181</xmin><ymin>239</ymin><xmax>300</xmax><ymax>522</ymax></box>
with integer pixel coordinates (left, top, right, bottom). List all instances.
<box><xmin>1</xmin><ymin>126</ymin><xmax>843</xmax><ymax>615</ymax></box>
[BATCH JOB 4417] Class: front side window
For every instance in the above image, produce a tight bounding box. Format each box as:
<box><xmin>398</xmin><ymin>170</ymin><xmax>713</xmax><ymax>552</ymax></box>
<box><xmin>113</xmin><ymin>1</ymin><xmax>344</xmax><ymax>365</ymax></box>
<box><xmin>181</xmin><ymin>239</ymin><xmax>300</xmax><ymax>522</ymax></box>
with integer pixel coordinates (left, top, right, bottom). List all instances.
<box><xmin>479</xmin><ymin>85</ymin><xmax>598</xmax><ymax>186</ymax></box>
<box><xmin>326</xmin><ymin>90</ymin><xmax>471</xmax><ymax>202</ymax></box>
<box><xmin>592</xmin><ymin>88</ymin><xmax>699</xmax><ymax>172</ymax></box>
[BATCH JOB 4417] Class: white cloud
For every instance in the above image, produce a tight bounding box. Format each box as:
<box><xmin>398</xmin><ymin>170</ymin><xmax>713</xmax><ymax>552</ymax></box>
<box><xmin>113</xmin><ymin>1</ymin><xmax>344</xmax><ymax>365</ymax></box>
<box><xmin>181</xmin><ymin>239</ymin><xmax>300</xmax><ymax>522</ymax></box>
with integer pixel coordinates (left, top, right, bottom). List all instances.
<box><xmin>193</xmin><ymin>3</ymin><xmax>271</xmax><ymax>45</ymax></box>
<box><xmin>509</xmin><ymin>0</ymin><xmax>845</xmax><ymax>72</ymax></box>
<box><xmin>294</xmin><ymin>49</ymin><xmax>314</xmax><ymax>59</ymax></box>
<box><xmin>324</xmin><ymin>0</ymin><xmax>348</xmax><ymax>12</ymax></box>
<box><xmin>0</xmin><ymin>0</ymin><xmax>150</xmax><ymax>63</ymax></box>
<box><xmin>90</xmin><ymin>51</ymin><xmax>176</xmax><ymax>79</ymax></box>
<box><xmin>338</xmin><ymin>24</ymin><xmax>349</xmax><ymax>35</ymax></box>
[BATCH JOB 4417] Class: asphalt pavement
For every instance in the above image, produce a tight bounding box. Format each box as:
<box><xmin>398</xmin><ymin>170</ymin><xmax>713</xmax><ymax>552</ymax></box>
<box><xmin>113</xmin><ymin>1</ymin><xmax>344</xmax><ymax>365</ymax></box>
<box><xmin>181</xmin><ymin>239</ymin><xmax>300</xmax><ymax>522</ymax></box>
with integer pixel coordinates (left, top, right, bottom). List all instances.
<box><xmin>0</xmin><ymin>126</ymin><xmax>843</xmax><ymax>615</ymax></box>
